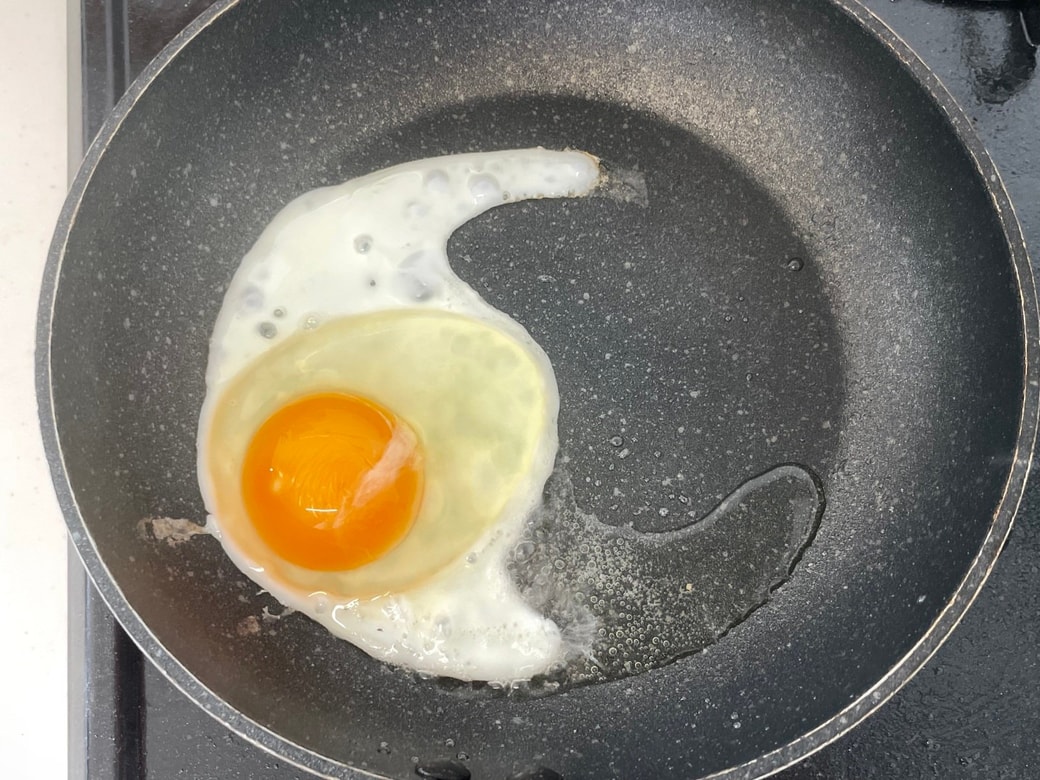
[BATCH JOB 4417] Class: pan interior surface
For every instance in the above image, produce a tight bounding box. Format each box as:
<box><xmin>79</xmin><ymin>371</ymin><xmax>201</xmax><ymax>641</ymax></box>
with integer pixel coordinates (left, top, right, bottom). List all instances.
<box><xmin>45</xmin><ymin>0</ymin><xmax>1030</xmax><ymax>777</ymax></box>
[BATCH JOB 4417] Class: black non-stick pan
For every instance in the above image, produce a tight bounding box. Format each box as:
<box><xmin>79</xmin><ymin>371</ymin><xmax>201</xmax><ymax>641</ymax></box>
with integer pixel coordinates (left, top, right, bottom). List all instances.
<box><xmin>38</xmin><ymin>0</ymin><xmax>1038</xmax><ymax>778</ymax></box>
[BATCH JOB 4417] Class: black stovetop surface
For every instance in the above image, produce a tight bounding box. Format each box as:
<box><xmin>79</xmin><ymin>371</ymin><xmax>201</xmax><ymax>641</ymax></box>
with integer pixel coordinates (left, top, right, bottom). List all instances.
<box><xmin>70</xmin><ymin>1</ymin><xmax>1040</xmax><ymax>778</ymax></box>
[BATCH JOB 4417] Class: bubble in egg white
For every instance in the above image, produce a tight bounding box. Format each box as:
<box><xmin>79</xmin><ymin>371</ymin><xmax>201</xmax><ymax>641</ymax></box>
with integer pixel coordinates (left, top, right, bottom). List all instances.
<box><xmin>468</xmin><ymin>173</ymin><xmax>503</xmax><ymax>204</ymax></box>
<box><xmin>405</xmin><ymin>200</ymin><xmax>429</xmax><ymax>219</ymax></box>
<box><xmin>241</xmin><ymin>285</ymin><xmax>264</xmax><ymax>311</ymax></box>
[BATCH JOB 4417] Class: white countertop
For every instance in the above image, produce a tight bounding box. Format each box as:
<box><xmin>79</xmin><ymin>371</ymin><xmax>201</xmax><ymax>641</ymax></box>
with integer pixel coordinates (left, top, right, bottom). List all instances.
<box><xmin>0</xmin><ymin>1</ymin><xmax>69</xmax><ymax>777</ymax></box>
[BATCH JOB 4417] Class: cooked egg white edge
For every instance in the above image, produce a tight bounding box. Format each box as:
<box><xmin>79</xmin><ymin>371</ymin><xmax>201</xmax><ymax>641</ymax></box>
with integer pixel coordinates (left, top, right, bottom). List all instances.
<box><xmin>198</xmin><ymin>149</ymin><xmax>601</xmax><ymax>681</ymax></box>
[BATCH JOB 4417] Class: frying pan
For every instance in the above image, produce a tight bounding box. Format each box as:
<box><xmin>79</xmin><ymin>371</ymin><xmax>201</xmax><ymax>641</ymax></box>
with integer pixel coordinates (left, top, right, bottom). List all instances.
<box><xmin>38</xmin><ymin>0</ymin><xmax>1038</xmax><ymax>777</ymax></box>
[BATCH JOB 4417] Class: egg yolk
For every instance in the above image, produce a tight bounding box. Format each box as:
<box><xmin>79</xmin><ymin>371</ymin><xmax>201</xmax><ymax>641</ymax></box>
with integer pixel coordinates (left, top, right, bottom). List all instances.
<box><xmin>241</xmin><ymin>392</ymin><xmax>424</xmax><ymax>571</ymax></box>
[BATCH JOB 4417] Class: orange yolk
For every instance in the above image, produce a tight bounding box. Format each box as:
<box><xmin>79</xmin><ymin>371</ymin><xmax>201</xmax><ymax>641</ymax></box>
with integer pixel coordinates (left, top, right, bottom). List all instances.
<box><xmin>241</xmin><ymin>392</ymin><xmax>424</xmax><ymax>571</ymax></box>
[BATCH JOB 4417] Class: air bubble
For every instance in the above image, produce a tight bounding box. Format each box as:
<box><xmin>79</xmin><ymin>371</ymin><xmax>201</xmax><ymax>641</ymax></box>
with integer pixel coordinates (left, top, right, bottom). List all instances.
<box><xmin>468</xmin><ymin>173</ymin><xmax>502</xmax><ymax>203</ymax></box>
<box><xmin>241</xmin><ymin>285</ymin><xmax>264</xmax><ymax>312</ymax></box>
<box><xmin>434</xmin><ymin>616</ymin><xmax>453</xmax><ymax>639</ymax></box>
<box><xmin>786</xmin><ymin>257</ymin><xmax>805</xmax><ymax>272</ymax></box>
<box><xmin>396</xmin><ymin>250</ymin><xmax>442</xmax><ymax>301</ymax></box>
<box><xmin>258</xmin><ymin>322</ymin><xmax>277</xmax><ymax>339</ymax></box>
<box><xmin>302</xmin><ymin>314</ymin><xmax>321</xmax><ymax>330</ymax></box>
<box><xmin>424</xmin><ymin>170</ymin><xmax>449</xmax><ymax>193</ymax></box>
<box><xmin>354</xmin><ymin>234</ymin><xmax>373</xmax><ymax>254</ymax></box>
<box><xmin>609</xmin><ymin>436</ymin><xmax>624</xmax><ymax>447</ymax></box>
<box><xmin>405</xmin><ymin>200</ymin><xmax>429</xmax><ymax>218</ymax></box>
<box><xmin>273</xmin><ymin>307</ymin><xmax>286</xmax><ymax>318</ymax></box>
<box><xmin>409</xmin><ymin>280</ymin><xmax>434</xmax><ymax>301</ymax></box>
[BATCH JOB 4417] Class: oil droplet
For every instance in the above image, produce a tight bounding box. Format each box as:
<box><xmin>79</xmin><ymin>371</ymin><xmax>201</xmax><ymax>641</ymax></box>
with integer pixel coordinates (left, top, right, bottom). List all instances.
<box><xmin>786</xmin><ymin>257</ymin><xmax>805</xmax><ymax>272</ymax></box>
<box><xmin>258</xmin><ymin>322</ymin><xmax>277</xmax><ymax>339</ymax></box>
<box><xmin>511</xmin><ymin>464</ymin><xmax>824</xmax><ymax>688</ymax></box>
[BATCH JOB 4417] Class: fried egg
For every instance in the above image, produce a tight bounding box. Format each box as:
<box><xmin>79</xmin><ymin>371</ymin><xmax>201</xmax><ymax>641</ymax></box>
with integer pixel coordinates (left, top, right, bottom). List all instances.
<box><xmin>197</xmin><ymin>149</ymin><xmax>601</xmax><ymax>681</ymax></box>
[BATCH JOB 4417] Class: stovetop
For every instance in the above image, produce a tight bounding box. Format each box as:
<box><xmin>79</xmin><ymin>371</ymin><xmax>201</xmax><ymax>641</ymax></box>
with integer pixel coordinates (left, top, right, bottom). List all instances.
<box><xmin>69</xmin><ymin>1</ymin><xmax>1040</xmax><ymax>778</ymax></box>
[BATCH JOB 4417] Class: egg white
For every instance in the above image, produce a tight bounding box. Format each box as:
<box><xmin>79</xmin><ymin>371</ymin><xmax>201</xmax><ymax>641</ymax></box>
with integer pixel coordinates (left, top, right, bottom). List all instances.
<box><xmin>198</xmin><ymin>149</ymin><xmax>601</xmax><ymax>681</ymax></box>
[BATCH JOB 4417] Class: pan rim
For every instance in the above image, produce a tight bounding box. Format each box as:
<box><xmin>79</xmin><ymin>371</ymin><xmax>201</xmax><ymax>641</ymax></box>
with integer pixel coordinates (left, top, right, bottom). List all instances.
<box><xmin>35</xmin><ymin>0</ymin><xmax>1039</xmax><ymax>778</ymax></box>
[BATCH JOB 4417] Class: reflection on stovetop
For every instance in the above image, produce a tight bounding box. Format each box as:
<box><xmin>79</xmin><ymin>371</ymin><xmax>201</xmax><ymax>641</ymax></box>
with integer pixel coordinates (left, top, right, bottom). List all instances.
<box><xmin>71</xmin><ymin>1</ymin><xmax>1038</xmax><ymax>777</ymax></box>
